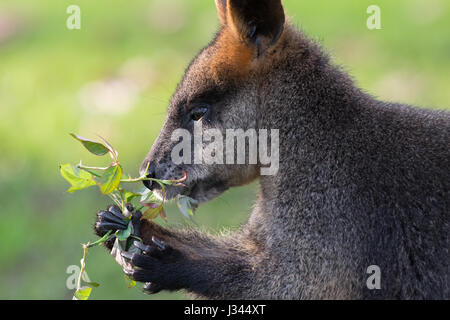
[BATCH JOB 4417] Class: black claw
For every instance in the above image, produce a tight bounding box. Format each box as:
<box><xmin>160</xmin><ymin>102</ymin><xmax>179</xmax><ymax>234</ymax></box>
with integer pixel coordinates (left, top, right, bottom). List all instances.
<box><xmin>131</xmin><ymin>211</ymin><xmax>142</xmax><ymax>238</ymax></box>
<box><xmin>107</xmin><ymin>205</ymin><xmax>124</xmax><ymax>219</ymax></box>
<box><xmin>133</xmin><ymin>241</ymin><xmax>152</xmax><ymax>253</ymax></box>
<box><xmin>143</xmin><ymin>282</ymin><xmax>162</xmax><ymax>295</ymax></box>
<box><xmin>96</xmin><ymin>221</ymin><xmax>124</xmax><ymax>234</ymax></box>
<box><xmin>98</xmin><ymin>210</ymin><xmax>128</xmax><ymax>227</ymax></box>
<box><xmin>152</xmin><ymin>237</ymin><xmax>167</xmax><ymax>250</ymax></box>
<box><xmin>123</xmin><ymin>267</ymin><xmax>134</xmax><ymax>277</ymax></box>
<box><xmin>98</xmin><ymin>221</ymin><xmax>127</xmax><ymax>232</ymax></box>
<box><xmin>121</xmin><ymin>251</ymin><xmax>134</xmax><ymax>261</ymax></box>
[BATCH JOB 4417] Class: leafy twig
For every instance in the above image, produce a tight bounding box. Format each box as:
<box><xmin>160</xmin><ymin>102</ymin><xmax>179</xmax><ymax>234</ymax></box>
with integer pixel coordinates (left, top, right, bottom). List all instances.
<box><xmin>61</xmin><ymin>133</ymin><xmax>197</xmax><ymax>300</ymax></box>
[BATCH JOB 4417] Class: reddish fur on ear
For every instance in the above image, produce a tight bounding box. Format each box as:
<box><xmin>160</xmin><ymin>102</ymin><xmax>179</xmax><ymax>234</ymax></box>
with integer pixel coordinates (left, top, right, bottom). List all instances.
<box><xmin>226</xmin><ymin>0</ymin><xmax>285</xmax><ymax>56</ymax></box>
<box><xmin>209</xmin><ymin>28</ymin><xmax>255</xmax><ymax>81</ymax></box>
<box><xmin>211</xmin><ymin>0</ymin><xmax>286</xmax><ymax>80</ymax></box>
<box><xmin>213</xmin><ymin>0</ymin><xmax>254</xmax><ymax>79</ymax></box>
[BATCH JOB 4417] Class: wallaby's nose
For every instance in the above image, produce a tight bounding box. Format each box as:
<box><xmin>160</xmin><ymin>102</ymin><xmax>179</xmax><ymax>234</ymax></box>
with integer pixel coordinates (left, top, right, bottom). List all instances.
<box><xmin>142</xmin><ymin>163</ymin><xmax>156</xmax><ymax>190</ymax></box>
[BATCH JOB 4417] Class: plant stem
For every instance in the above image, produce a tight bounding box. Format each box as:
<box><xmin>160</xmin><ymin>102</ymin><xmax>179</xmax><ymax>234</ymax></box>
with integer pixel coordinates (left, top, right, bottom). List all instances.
<box><xmin>85</xmin><ymin>230</ymin><xmax>113</xmax><ymax>249</ymax></box>
<box><xmin>108</xmin><ymin>193</ymin><xmax>123</xmax><ymax>209</ymax></box>
<box><xmin>76</xmin><ymin>163</ymin><xmax>106</xmax><ymax>178</ymax></box>
<box><xmin>76</xmin><ymin>244</ymin><xmax>88</xmax><ymax>292</ymax></box>
<box><xmin>120</xmin><ymin>177</ymin><xmax>154</xmax><ymax>183</ymax></box>
<box><xmin>73</xmin><ymin>230</ymin><xmax>113</xmax><ymax>298</ymax></box>
<box><xmin>77</xmin><ymin>163</ymin><xmax>109</xmax><ymax>171</ymax></box>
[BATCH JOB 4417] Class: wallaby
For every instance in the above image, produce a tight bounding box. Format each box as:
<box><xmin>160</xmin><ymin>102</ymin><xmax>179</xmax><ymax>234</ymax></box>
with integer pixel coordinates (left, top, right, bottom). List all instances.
<box><xmin>94</xmin><ymin>0</ymin><xmax>450</xmax><ymax>299</ymax></box>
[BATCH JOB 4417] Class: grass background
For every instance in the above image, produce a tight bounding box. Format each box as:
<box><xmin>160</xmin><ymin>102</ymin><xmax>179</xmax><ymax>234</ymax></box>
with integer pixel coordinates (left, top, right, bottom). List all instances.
<box><xmin>0</xmin><ymin>0</ymin><xmax>448</xmax><ymax>299</ymax></box>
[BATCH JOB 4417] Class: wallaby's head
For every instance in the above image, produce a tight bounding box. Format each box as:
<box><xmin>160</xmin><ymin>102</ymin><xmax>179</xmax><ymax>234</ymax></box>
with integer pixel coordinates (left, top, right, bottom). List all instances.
<box><xmin>141</xmin><ymin>0</ymin><xmax>286</xmax><ymax>202</ymax></box>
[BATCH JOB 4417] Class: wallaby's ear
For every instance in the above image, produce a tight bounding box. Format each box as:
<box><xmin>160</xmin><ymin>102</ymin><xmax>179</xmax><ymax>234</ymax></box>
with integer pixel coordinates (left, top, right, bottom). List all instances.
<box><xmin>215</xmin><ymin>0</ymin><xmax>227</xmax><ymax>25</ymax></box>
<box><xmin>218</xmin><ymin>0</ymin><xmax>285</xmax><ymax>57</ymax></box>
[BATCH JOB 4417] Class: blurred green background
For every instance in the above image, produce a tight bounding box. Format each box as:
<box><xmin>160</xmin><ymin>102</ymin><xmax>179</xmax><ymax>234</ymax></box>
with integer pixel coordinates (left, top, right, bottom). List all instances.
<box><xmin>0</xmin><ymin>0</ymin><xmax>448</xmax><ymax>299</ymax></box>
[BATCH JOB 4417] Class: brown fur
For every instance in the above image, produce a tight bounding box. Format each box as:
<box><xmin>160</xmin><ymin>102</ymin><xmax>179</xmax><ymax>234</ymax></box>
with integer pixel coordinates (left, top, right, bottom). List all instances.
<box><xmin>209</xmin><ymin>28</ymin><xmax>254</xmax><ymax>80</ymax></box>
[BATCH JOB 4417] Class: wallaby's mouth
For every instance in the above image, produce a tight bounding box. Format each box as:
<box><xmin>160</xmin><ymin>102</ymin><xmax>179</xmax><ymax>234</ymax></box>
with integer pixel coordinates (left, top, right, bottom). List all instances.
<box><xmin>150</xmin><ymin>179</ymin><xmax>229</xmax><ymax>204</ymax></box>
<box><xmin>187</xmin><ymin>180</ymin><xmax>229</xmax><ymax>203</ymax></box>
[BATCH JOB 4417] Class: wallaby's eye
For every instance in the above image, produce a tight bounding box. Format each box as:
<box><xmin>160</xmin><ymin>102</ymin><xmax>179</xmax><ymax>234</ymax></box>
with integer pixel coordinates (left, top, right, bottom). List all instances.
<box><xmin>190</xmin><ymin>105</ymin><xmax>209</xmax><ymax>121</ymax></box>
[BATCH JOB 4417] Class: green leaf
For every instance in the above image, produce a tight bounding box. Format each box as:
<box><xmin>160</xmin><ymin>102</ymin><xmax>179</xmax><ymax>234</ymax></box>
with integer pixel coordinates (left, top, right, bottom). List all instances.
<box><xmin>160</xmin><ymin>180</ymin><xmax>175</xmax><ymax>186</ymax></box>
<box><xmin>137</xmin><ymin>187</ymin><xmax>160</xmax><ymax>203</ymax></box>
<box><xmin>137</xmin><ymin>186</ymin><xmax>150</xmax><ymax>199</ymax></box>
<box><xmin>60</xmin><ymin>164</ymin><xmax>96</xmax><ymax>193</ymax></box>
<box><xmin>159</xmin><ymin>207</ymin><xmax>168</xmax><ymax>222</ymax></box>
<box><xmin>124</xmin><ymin>275</ymin><xmax>137</xmax><ymax>288</ymax></box>
<box><xmin>136</xmin><ymin>186</ymin><xmax>149</xmax><ymax>194</ymax></box>
<box><xmin>82</xmin><ymin>271</ymin><xmax>99</xmax><ymax>289</ymax></box>
<box><xmin>115</xmin><ymin>222</ymin><xmax>132</xmax><ymax>241</ymax></box>
<box><xmin>122</xmin><ymin>190</ymin><xmax>140</xmax><ymax>203</ymax></box>
<box><xmin>142</xmin><ymin>203</ymin><xmax>162</xmax><ymax>221</ymax></box>
<box><xmin>99</xmin><ymin>165</ymin><xmax>123</xmax><ymax>195</ymax></box>
<box><xmin>73</xmin><ymin>286</ymin><xmax>92</xmax><ymax>300</ymax></box>
<box><xmin>87</xmin><ymin>282</ymin><xmax>100</xmax><ymax>288</ymax></box>
<box><xmin>70</xmin><ymin>133</ymin><xmax>109</xmax><ymax>156</ymax></box>
<box><xmin>177</xmin><ymin>195</ymin><xmax>198</xmax><ymax>220</ymax></box>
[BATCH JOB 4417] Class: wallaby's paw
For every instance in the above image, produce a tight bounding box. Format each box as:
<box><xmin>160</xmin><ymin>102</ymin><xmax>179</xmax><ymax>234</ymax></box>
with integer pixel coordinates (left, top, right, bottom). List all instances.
<box><xmin>94</xmin><ymin>204</ymin><xmax>142</xmax><ymax>239</ymax></box>
<box><xmin>121</xmin><ymin>237</ymin><xmax>186</xmax><ymax>293</ymax></box>
<box><xmin>94</xmin><ymin>205</ymin><xmax>128</xmax><ymax>238</ymax></box>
